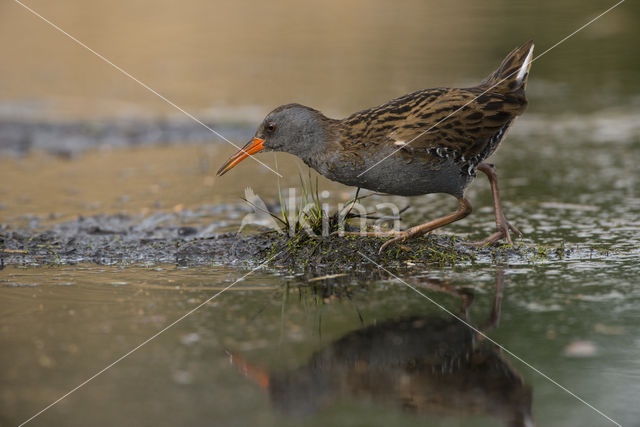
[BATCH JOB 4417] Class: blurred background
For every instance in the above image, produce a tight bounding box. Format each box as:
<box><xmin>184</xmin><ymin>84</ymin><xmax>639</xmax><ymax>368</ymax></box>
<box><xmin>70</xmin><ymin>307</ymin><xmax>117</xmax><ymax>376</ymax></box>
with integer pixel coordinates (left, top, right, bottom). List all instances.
<box><xmin>0</xmin><ymin>0</ymin><xmax>638</xmax><ymax>120</ymax></box>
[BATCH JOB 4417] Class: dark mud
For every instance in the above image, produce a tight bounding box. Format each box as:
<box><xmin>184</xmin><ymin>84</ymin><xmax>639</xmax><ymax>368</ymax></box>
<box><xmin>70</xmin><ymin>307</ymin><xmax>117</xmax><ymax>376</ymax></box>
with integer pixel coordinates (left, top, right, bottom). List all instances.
<box><xmin>0</xmin><ymin>212</ymin><xmax>260</xmax><ymax>267</ymax></box>
<box><xmin>1</xmin><ymin>212</ymin><xmax>573</xmax><ymax>272</ymax></box>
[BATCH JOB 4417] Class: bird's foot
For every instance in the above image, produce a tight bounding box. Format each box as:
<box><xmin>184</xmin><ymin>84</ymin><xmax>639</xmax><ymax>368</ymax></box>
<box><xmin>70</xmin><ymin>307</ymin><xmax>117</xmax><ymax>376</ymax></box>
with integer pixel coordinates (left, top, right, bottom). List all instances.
<box><xmin>378</xmin><ymin>233</ymin><xmax>411</xmax><ymax>254</ymax></box>
<box><xmin>465</xmin><ymin>219</ymin><xmax>522</xmax><ymax>247</ymax></box>
<box><xmin>377</xmin><ymin>225</ymin><xmax>435</xmax><ymax>254</ymax></box>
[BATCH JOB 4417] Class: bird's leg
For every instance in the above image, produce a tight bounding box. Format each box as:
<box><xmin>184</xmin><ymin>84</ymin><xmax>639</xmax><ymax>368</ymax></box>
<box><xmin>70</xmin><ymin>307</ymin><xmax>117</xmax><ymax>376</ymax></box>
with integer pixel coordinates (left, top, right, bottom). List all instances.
<box><xmin>378</xmin><ymin>197</ymin><xmax>472</xmax><ymax>254</ymax></box>
<box><xmin>468</xmin><ymin>162</ymin><xmax>522</xmax><ymax>246</ymax></box>
<box><xmin>479</xmin><ymin>268</ymin><xmax>504</xmax><ymax>332</ymax></box>
<box><xmin>414</xmin><ymin>278</ymin><xmax>475</xmax><ymax>317</ymax></box>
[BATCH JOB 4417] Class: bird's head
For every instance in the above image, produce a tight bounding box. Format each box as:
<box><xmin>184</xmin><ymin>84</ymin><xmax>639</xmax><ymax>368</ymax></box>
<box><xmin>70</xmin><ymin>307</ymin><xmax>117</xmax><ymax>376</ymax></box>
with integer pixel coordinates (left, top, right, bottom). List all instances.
<box><xmin>217</xmin><ymin>104</ymin><xmax>332</xmax><ymax>176</ymax></box>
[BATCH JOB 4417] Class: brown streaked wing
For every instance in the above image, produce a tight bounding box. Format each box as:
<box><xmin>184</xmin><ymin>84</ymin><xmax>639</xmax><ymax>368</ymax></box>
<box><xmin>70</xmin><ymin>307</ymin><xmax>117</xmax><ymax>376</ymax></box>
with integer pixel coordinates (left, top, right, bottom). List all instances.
<box><xmin>341</xmin><ymin>87</ymin><xmax>526</xmax><ymax>162</ymax></box>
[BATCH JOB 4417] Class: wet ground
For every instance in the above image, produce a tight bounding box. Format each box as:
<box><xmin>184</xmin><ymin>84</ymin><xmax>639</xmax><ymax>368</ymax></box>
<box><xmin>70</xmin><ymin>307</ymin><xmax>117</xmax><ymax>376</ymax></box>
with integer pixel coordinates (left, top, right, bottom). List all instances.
<box><xmin>2</xmin><ymin>0</ymin><xmax>640</xmax><ymax>426</ymax></box>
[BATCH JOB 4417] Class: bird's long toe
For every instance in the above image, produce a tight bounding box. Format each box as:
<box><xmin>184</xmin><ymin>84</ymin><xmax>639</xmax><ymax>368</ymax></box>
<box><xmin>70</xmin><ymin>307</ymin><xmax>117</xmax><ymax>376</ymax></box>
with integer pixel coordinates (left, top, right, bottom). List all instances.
<box><xmin>463</xmin><ymin>232</ymin><xmax>504</xmax><ymax>247</ymax></box>
<box><xmin>507</xmin><ymin>221</ymin><xmax>523</xmax><ymax>238</ymax></box>
<box><xmin>378</xmin><ymin>233</ymin><xmax>410</xmax><ymax>254</ymax></box>
<box><xmin>464</xmin><ymin>219</ymin><xmax>521</xmax><ymax>247</ymax></box>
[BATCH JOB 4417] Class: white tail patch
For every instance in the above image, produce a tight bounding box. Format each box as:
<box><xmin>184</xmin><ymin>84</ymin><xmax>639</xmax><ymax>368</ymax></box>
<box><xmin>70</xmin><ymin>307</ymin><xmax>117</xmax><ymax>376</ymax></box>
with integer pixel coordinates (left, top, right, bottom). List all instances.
<box><xmin>516</xmin><ymin>44</ymin><xmax>534</xmax><ymax>85</ymax></box>
<box><xmin>393</xmin><ymin>140</ymin><xmax>406</xmax><ymax>146</ymax></box>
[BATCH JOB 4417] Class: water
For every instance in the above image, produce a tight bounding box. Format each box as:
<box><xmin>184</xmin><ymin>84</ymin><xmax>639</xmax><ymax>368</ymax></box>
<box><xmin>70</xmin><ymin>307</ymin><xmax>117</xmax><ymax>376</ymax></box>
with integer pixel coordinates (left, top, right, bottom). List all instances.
<box><xmin>1</xmin><ymin>0</ymin><xmax>640</xmax><ymax>426</ymax></box>
<box><xmin>2</xmin><ymin>262</ymin><xmax>638</xmax><ymax>426</ymax></box>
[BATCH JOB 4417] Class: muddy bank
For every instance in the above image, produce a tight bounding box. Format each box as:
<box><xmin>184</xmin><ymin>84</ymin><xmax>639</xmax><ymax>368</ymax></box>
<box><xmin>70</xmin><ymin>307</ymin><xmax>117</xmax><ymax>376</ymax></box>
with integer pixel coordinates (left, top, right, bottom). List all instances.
<box><xmin>1</xmin><ymin>212</ymin><xmax>575</xmax><ymax>272</ymax></box>
<box><xmin>0</xmin><ymin>211</ymin><xmax>260</xmax><ymax>267</ymax></box>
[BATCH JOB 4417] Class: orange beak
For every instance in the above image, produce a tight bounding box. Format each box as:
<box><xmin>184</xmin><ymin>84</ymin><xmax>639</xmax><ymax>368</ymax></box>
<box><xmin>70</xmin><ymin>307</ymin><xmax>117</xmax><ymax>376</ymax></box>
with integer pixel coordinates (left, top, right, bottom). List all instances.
<box><xmin>216</xmin><ymin>137</ymin><xmax>266</xmax><ymax>176</ymax></box>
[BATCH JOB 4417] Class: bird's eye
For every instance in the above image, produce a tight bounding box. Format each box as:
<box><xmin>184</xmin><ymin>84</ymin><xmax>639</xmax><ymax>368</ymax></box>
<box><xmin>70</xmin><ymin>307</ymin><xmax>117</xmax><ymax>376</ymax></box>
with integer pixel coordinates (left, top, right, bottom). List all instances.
<box><xmin>266</xmin><ymin>123</ymin><xmax>276</xmax><ymax>133</ymax></box>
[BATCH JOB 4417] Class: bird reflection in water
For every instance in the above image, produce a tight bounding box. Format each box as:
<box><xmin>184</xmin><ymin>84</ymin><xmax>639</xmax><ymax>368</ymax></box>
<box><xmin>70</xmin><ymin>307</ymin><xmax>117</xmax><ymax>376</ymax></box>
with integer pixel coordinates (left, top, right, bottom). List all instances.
<box><xmin>228</xmin><ymin>270</ymin><xmax>533</xmax><ymax>427</ymax></box>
